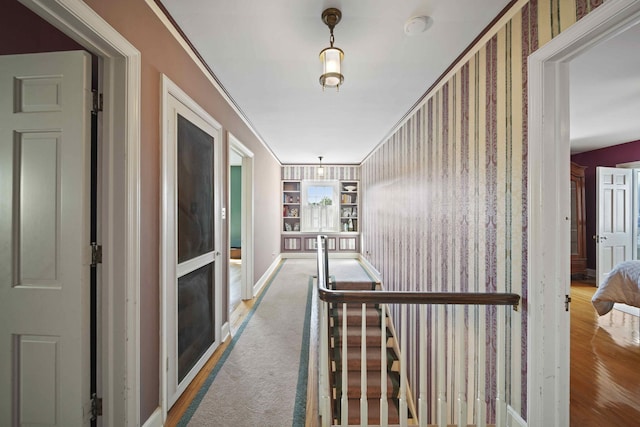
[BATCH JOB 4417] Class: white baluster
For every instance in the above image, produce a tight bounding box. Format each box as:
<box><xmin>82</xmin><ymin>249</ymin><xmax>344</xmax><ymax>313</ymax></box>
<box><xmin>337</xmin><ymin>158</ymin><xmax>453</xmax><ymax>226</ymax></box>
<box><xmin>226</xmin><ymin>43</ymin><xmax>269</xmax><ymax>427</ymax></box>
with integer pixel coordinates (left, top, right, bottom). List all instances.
<box><xmin>400</xmin><ymin>304</ymin><xmax>408</xmax><ymax>427</ymax></box>
<box><xmin>495</xmin><ymin>305</ymin><xmax>507</xmax><ymax>426</ymax></box>
<box><xmin>380</xmin><ymin>304</ymin><xmax>389</xmax><ymax>427</ymax></box>
<box><xmin>475</xmin><ymin>305</ymin><xmax>486</xmax><ymax>427</ymax></box>
<box><xmin>341</xmin><ymin>302</ymin><xmax>349</xmax><ymax>426</ymax></box>
<box><xmin>418</xmin><ymin>304</ymin><xmax>428</xmax><ymax>427</ymax></box>
<box><xmin>457</xmin><ymin>305</ymin><xmax>468</xmax><ymax>426</ymax></box>
<box><xmin>320</xmin><ymin>298</ymin><xmax>331</xmax><ymax>426</ymax></box>
<box><xmin>360</xmin><ymin>303</ymin><xmax>368</xmax><ymax>426</ymax></box>
<box><xmin>437</xmin><ymin>305</ymin><xmax>447</xmax><ymax>427</ymax></box>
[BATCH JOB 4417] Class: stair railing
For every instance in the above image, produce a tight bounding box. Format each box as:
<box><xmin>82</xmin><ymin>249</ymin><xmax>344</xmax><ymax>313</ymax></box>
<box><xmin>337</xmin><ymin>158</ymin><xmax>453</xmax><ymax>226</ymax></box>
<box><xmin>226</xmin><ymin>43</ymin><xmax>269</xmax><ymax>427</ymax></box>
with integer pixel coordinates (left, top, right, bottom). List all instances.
<box><xmin>315</xmin><ymin>235</ymin><xmax>521</xmax><ymax>427</ymax></box>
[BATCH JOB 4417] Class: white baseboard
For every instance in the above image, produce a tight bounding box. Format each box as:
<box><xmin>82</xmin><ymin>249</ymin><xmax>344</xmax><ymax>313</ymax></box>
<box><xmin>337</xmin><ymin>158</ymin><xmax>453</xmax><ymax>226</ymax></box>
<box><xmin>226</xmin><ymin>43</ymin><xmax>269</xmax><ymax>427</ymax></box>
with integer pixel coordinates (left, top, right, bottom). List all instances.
<box><xmin>507</xmin><ymin>405</ymin><xmax>527</xmax><ymax>427</ymax></box>
<box><xmin>253</xmin><ymin>254</ymin><xmax>283</xmax><ymax>296</ymax></box>
<box><xmin>141</xmin><ymin>407</ymin><xmax>162</xmax><ymax>427</ymax></box>
<box><xmin>281</xmin><ymin>252</ymin><xmax>359</xmax><ymax>259</ymax></box>
<box><xmin>358</xmin><ymin>254</ymin><xmax>382</xmax><ymax>282</ymax></box>
<box><xmin>220</xmin><ymin>321</ymin><xmax>230</xmax><ymax>342</ymax></box>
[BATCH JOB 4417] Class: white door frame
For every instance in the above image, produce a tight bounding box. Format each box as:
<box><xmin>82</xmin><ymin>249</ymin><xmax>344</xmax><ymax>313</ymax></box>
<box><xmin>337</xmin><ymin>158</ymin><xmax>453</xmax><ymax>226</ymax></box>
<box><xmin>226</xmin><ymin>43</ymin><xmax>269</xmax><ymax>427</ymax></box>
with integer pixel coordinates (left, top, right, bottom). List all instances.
<box><xmin>18</xmin><ymin>0</ymin><xmax>141</xmax><ymax>425</ymax></box>
<box><xmin>228</xmin><ymin>133</ymin><xmax>255</xmax><ymax>301</ymax></box>
<box><xmin>527</xmin><ymin>0</ymin><xmax>640</xmax><ymax>424</ymax></box>
<box><xmin>161</xmin><ymin>74</ymin><xmax>224</xmax><ymax>417</ymax></box>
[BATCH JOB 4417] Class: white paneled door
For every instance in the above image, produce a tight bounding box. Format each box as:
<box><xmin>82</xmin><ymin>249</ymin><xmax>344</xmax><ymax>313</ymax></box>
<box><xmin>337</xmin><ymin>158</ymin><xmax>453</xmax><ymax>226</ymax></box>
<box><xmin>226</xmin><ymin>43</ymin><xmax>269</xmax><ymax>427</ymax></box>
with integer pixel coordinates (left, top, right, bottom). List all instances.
<box><xmin>596</xmin><ymin>166</ymin><xmax>633</xmax><ymax>286</ymax></box>
<box><xmin>0</xmin><ymin>51</ymin><xmax>92</xmax><ymax>426</ymax></box>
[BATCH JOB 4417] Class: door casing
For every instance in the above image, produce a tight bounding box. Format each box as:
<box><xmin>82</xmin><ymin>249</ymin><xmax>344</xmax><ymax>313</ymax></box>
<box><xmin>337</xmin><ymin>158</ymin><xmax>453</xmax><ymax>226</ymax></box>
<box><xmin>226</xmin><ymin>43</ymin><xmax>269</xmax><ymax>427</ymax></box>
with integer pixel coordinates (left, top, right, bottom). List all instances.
<box><xmin>527</xmin><ymin>0</ymin><xmax>640</xmax><ymax>425</ymax></box>
<box><xmin>161</xmin><ymin>74</ymin><xmax>224</xmax><ymax>418</ymax></box>
<box><xmin>229</xmin><ymin>133</ymin><xmax>255</xmax><ymax>302</ymax></box>
<box><xmin>18</xmin><ymin>0</ymin><xmax>142</xmax><ymax>424</ymax></box>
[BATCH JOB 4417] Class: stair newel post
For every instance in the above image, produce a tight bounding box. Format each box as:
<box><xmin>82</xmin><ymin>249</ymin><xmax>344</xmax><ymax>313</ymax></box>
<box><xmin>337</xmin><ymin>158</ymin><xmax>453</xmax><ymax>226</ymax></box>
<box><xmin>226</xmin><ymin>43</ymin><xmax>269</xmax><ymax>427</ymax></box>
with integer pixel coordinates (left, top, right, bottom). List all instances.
<box><xmin>341</xmin><ymin>302</ymin><xmax>349</xmax><ymax>426</ymax></box>
<box><xmin>360</xmin><ymin>303</ymin><xmax>368</xmax><ymax>426</ymax></box>
<box><xmin>380</xmin><ymin>304</ymin><xmax>389</xmax><ymax>426</ymax></box>
<box><xmin>475</xmin><ymin>305</ymin><xmax>487</xmax><ymax>427</ymax></box>
<box><xmin>399</xmin><ymin>304</ymin><xmax>408</xmax><ymax>427</ymax></box>
<box><xmin>437</xmin><ymin>305</ymin><xmax>447</xmax><ymax>427</ymax></box>
<box><xmin>456</xmin><ymin>305</ymin><xmax>468</xmax><ymax>426</ymax></box>
<box><xmin>495</xmin><ymin>304</ymin><xmax>507</xmax><ymax>426</ymax></box>
<box><xmin>418</xmin><ymin>304</ymin><xmax>428</xmax><ymax>427</ymax></box>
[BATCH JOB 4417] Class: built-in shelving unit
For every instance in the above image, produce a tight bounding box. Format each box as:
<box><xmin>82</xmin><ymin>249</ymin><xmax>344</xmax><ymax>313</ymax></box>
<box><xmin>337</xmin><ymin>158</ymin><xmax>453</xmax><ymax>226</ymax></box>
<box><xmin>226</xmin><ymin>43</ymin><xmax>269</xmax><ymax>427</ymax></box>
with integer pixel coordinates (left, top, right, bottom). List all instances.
<box><xmin>281</xmin><ymin>179</ymin><xmax>359</xmax><ymax>254</ymax></box>
<box><xmin>340</xmin><ymin>181</ymin><xmax>358</xmax><ymax>233</ymax></box>
<box><xmin>282</xmin><ymin>181</ymin><xmax>301</xmax><ymax>233</ymax></box>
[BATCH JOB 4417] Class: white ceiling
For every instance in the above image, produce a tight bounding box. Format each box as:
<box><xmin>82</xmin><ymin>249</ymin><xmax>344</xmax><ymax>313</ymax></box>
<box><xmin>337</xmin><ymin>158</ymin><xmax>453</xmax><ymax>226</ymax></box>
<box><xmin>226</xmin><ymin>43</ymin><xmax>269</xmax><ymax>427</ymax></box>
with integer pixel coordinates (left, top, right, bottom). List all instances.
<box><xmin>570</xmin><ymin>21</ymin><xmax>640</xmax><ymax>154</ymax></box>
<box><xmin>157</xmin><ymin>1</ymin><xmax>640</xmax><ymax>163</ymax></box>
<box><xmin>158</xmin><ymin>0</ymin><xmax>511</xmax><ymax>164</ymax></box>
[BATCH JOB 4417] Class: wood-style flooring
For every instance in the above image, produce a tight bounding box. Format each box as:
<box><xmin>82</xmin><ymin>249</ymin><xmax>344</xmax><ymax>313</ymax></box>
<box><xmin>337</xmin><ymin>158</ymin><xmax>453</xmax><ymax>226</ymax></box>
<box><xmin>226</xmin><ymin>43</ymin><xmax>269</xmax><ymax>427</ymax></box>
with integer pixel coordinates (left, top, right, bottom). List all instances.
<box><xmin>570</xmin><ymin>280</ymin><xmax>640</xmax><ymax>426</ymax></box>
<box><xmin>165</xmin><ymin>274</ymin><xmax>257</xmax><ymax>427</ymax></box>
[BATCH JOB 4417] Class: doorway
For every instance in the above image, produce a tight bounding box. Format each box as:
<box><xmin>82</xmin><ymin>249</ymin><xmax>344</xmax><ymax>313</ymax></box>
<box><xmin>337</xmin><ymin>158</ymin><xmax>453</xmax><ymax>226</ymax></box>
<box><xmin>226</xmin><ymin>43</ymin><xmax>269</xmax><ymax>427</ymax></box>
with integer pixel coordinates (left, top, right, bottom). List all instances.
<box><xmin>528</xmin><ymin>0</ymin><xmax>640</xmax><ymax>424</ymax></box>
<box><xmin>4</xmin><ymin>0</ymin><xmax>141</xmax><ymax>424</ymax></box>
<box><xmin>229</xmin><ymin>133</ymin><xmax>255</xmax><ymax>304</ymax></box>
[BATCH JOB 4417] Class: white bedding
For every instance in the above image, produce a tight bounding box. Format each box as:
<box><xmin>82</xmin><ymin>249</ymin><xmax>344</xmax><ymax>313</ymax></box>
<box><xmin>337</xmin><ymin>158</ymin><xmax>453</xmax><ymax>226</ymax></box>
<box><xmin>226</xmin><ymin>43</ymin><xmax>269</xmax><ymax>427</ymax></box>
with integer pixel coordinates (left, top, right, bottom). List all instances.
<box><xmin>592</xmin><ymin>260</ymin><xmax>640</xmax><ymax>315</ymax></box>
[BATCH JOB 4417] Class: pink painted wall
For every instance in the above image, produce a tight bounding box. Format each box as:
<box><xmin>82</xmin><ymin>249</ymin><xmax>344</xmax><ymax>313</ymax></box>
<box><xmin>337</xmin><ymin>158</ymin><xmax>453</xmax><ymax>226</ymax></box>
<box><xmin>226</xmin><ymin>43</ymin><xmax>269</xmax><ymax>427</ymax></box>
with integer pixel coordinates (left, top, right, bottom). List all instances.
<box><xmin>3</xmin><ymin>0</ymin><xmax>282</xmax><ymax>421</ymax></box>
<box><xmin>571</xmin><ymin>140</ymin><xmax>640</xmax><ymax>270</ymax></box>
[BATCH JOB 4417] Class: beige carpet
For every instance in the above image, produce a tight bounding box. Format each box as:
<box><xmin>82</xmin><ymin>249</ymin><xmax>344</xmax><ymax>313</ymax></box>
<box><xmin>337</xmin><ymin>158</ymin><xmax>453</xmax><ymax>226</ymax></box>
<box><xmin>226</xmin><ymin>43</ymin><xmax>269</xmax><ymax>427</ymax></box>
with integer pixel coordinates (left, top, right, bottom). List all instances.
<box><xmin>178</xmin><ymin>258</ymin><xmax>371</xmax><ymax>427</ymax></box>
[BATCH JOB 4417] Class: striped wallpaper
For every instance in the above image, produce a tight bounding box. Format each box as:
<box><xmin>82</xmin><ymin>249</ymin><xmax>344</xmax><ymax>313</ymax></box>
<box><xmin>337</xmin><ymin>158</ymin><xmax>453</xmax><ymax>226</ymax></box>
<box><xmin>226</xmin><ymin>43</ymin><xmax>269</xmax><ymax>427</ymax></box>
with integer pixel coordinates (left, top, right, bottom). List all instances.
<box><xmin>360</xmin><ymin>0</ymin><xmax>603</xmax><ymax>423</ymax></box>
<box><xmin>281</xmin><ymin>165</ymin><xmax>360</xmax><ymax>181</ymax></box>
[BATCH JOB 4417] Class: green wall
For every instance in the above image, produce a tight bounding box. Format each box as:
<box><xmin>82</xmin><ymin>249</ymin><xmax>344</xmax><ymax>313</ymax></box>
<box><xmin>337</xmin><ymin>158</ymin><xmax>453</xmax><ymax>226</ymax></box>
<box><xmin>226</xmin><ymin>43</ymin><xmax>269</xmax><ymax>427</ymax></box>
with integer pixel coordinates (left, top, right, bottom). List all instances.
<box><xmin>230</xmin><ymin>166</ymin><xmax>242</xmax><ymax>248</ymax></box>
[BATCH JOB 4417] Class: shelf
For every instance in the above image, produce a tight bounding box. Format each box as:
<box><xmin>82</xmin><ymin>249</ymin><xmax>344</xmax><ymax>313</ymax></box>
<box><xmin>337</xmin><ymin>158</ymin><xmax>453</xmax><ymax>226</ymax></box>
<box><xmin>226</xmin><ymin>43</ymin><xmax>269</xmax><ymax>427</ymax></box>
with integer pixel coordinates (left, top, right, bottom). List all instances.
<box><xmin>282</xmin><ymin>179</ymin><xmax>359</xmax><ymax>242</ymax></box>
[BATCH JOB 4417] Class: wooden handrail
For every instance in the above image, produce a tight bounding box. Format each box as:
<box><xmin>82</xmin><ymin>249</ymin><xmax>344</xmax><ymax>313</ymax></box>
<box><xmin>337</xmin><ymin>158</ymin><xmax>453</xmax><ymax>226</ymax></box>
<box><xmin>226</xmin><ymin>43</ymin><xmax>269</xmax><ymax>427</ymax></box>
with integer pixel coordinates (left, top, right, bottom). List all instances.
<box><xmin>316</xmin><ymin>235</ymin><xmax>520</xmax><ymax>310</ymax></box>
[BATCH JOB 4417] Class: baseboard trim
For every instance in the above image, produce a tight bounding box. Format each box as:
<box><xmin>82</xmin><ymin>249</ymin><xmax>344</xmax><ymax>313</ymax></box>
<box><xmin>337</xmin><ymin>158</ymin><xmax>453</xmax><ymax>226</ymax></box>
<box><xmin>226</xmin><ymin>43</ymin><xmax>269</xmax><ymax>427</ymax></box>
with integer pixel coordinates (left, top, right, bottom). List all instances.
<box><xmin>508</xmin><ymin>405</ymin><xmax>527</xmax><ymax>427</ymax></box>
<box><xmin>253</xmin><ymin>255</ymin><xmax>283</xmax><ymax>297</ymax></box>
<box><xmin>586</xmin><ymin>268</ymin><xmax>596</xmax><ymax>279</ymax></box>
<box><xmin>281</xmin><ymin>252</ymin><xmax>359</xmax><ymax>259</ymax></box>
<box><xmin>220</xmin><ymin>321</ymin><xmax>230</xmax><ymax>343</ymax></box>
<box><xmin>358</xmin><ymin>255</ymin><xmax>382</xmax><ymax>282</ymax></box>
<box><xmin>141</xmin><ymin>407</ymin><xmax>162</xmax><ymax>427</ymax></box>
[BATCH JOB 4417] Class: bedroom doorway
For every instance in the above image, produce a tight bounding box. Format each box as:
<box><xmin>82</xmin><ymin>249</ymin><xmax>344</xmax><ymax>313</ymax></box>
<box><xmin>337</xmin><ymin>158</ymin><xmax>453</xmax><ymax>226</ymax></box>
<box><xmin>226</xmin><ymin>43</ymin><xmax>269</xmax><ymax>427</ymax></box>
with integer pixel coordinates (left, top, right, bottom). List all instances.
<box><xmin>528</xmin><ymin>0</ymin><xmax>640</xmax><ymax>424</ymax></box>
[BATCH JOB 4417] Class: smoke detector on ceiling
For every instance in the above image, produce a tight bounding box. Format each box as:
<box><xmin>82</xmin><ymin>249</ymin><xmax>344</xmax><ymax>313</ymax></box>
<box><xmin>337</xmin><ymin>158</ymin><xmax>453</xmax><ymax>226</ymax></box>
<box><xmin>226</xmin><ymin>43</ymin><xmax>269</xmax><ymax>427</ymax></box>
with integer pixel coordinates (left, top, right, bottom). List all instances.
<box><xmin>404</xmin><ymin>15</ymin><xmax>433</xmax><ymax>36</ymax></box>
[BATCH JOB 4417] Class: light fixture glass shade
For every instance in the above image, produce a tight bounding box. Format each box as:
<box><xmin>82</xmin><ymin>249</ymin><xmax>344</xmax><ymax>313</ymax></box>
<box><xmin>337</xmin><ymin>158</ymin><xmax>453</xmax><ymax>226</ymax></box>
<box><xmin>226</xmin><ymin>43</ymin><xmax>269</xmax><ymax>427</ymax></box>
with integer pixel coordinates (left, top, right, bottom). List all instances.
<box><xmin>317</xmin><ymin>166</ymin><xmax>324</xmax><ymax>177</ymax></box>
<box><xmin>319</xmin><ymin>47</ymin><xmax>344</xmax><ymax>88</ymax></box>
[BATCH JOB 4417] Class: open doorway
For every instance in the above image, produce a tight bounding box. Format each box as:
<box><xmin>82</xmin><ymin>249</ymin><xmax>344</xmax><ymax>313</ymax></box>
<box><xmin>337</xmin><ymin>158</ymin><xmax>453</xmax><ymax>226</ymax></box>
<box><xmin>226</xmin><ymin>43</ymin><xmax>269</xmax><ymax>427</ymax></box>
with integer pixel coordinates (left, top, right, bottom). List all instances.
<box><xmin>528</xmin><ymin>0</ymin><xmax>640</xmax><ymax>424</ymax></box>
<box><xmin>3</xmin><ymin>0</ymin><xmax>141</xmax><ymax>424</ymax></box>
<box><xmin>228</xmin><ymin>133</ymin><xmax>254</xmax><ymax>309</ymax></box>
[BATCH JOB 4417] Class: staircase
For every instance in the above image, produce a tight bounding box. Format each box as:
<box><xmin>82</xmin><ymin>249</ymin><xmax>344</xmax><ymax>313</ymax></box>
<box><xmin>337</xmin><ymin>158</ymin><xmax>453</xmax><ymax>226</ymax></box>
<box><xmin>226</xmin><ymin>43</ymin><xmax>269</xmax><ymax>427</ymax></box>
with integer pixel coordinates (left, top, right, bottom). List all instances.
<box><xmin>328</xmin><ymin>280</ymin><xmax>416</xmax><ymax>425</ymax></box>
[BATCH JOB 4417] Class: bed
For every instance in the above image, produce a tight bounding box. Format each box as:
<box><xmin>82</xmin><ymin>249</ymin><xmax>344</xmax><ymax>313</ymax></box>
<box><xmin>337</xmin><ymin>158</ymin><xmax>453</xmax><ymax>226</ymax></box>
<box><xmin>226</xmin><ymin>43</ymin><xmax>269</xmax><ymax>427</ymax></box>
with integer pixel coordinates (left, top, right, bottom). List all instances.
<box><xmin>592</xmin><ymin>260</ymin><xmax>640</xmax><ymax>315</ymax></box>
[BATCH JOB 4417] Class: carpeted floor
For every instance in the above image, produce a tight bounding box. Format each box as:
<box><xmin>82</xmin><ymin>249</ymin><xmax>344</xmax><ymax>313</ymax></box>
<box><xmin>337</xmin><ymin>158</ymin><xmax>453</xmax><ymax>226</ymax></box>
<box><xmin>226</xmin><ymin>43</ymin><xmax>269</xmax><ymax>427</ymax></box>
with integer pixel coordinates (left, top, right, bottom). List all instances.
<box><xmin>177</xmin><ymin>258</ymin><xmax>372</xmax><ymax>427</ymax></box>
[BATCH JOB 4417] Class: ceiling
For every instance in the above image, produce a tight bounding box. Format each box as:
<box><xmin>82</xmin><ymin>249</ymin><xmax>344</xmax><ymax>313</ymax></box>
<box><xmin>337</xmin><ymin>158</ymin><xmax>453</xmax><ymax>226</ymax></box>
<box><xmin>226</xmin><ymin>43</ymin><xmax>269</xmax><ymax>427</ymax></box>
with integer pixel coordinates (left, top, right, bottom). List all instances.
<box><xmin>570</xmin><ymin>21</ymin><xmax>640</xmax><ymax>154</ymax></box>
<box><xmin>157</xmin><ymin>1</ymin><xmax>640</xmax><ymax>164</ymax></box>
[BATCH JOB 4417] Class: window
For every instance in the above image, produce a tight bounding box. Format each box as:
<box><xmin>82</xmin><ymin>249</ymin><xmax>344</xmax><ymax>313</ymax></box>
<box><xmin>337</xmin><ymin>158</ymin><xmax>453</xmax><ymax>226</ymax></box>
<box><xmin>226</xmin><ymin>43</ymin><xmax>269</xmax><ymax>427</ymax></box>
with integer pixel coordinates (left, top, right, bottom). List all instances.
<box><xmin>301</xmin><ymin>180</ymin><xmax>339</xmax><ymax>232</ymax></box>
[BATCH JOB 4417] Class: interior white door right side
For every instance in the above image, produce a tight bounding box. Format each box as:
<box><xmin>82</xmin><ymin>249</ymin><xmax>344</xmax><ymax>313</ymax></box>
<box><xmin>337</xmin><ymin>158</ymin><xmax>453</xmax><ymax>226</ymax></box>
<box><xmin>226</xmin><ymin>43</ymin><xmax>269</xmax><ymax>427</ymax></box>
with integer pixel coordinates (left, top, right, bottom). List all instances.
<box><xmin>596</xmin><ymin>166</ymin><xmax>633</xmax><ymax>285</ymax></box>
<box><xmin>0</xmin><ymin>51</ymin><xmax>92</xmax><ymax>426</ymax></box>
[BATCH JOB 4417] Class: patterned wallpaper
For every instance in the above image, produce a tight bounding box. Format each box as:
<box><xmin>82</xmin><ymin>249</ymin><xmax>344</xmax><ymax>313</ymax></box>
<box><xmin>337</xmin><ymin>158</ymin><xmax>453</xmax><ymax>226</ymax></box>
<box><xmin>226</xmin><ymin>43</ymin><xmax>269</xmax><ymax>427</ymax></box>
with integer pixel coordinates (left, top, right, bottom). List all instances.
<box><xmin>360</xmin><ymin>0</ymin><xmax>603</xmax><ymax>423</ymax></box>
<box><xmin>281</xmin><ymin>165</ymin><xmax>360</xmax><ymax>181</ymax></box>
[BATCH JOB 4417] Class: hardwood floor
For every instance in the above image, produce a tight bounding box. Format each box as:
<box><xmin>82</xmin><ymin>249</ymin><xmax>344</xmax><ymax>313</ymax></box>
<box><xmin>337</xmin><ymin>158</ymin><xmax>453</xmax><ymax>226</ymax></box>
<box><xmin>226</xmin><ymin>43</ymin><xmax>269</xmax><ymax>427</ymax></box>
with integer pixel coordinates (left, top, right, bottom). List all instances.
<box><xmin>165</xmin><ymin>293</ymin><xmax>258</xmax><ymax>426</ymax></box>
<box><xmin>570</xmin><ymin>280</ymin><xmax>640</xmax><ymax>426</ymax></box>
<box><xmin>229</xmin><ymin>259</ymin><xmax>242</xmax><ymax>312</ymax></box>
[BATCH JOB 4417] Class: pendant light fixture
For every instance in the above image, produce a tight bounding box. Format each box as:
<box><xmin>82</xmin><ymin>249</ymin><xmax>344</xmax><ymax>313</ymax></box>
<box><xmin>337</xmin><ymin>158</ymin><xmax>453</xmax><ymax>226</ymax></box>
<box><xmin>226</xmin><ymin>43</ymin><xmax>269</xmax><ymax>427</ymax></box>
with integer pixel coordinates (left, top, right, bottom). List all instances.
<box><xmin>319</xmin><ymin>8</ymin><xmax>344</xmax><ymax>91</ymax></box>
<box><xmin>317</xmin><ymin>156</ymin><xmax>325</xmax><ymax>177</ymax></box>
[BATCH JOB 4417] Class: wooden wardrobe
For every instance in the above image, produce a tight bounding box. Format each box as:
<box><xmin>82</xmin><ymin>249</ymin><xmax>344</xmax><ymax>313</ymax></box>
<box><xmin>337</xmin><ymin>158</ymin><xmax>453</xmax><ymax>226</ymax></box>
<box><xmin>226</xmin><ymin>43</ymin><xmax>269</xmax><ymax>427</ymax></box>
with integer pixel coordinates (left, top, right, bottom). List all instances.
<box><xmin>571</xmin><ymin>162</ymin><xmax>587</xmax><ymax>277</ymax></box>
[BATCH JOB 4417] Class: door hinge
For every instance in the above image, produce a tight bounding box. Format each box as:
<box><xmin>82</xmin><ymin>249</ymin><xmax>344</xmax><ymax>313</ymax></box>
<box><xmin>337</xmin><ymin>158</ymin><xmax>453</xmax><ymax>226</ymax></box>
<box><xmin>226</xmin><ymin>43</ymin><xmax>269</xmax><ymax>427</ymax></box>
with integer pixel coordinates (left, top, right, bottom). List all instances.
<box><xmin>91</xmin><ymin>242</ymin><xmax>102</xmax><ymax>266</ymax></box>
<box><xmin>90</xmin><ymin>393</ymin><xmax>102</xmax><ymax>420</ymax></box>
<box><xmin>92</xmin><ymin>90</ymin><xmax>103</xmax><ymax>113</ymax></box>
<box><xmin>565</xmin><ymin>294</ymin><xmax>572</xmax><ymax>311</ymax></box>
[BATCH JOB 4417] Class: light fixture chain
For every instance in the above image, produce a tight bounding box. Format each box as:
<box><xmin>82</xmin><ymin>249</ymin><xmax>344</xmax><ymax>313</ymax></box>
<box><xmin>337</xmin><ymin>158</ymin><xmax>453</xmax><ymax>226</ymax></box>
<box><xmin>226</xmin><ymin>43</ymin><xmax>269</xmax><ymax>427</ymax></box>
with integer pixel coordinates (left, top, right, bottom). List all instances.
<box><xmin>329</xmin><ymin>32</ymin><xmax>334</xmax><ymax>47</ymax></box>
